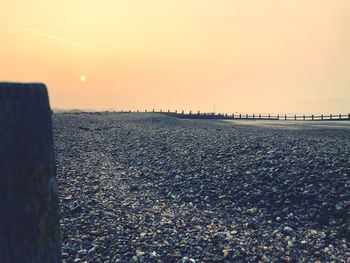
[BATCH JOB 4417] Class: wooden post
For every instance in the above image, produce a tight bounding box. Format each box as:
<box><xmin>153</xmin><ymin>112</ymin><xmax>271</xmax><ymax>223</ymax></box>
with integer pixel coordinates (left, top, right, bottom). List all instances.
<box><xmin>182</xmin><ymin>110</ymin><xmax>184</xmax><ymax>114</ymax></box>
<box><xmin>348</xmin><ymin>113</ymin><xmax>350</xmax><ymax>120</ymax></box>
<box><xmin>268</xmin><ymin>114</ymin><xmax>270</xmax><ymax>120</ymax></box>
<box><xmin>259</xmin><ymin>114</ymin><xmax>261</xmax><ymax>119</ymax></box>
<box><xmin>152</xmin><ymin>109</ymin><xmax>155</xmax><ymax>113</ymax></box>
<box><xmin>312</xmin><ymin>114</ymin><xmax>314</xmax><ymax>120</ymax></box>
<box><xmin>198</xmin><ymin>110</ymin><xmax>200</xmax><ymax>115</ymax></box>
<box><xmin>0</xmin><ymin>83</ymin><xmax>61</xmax><ymax>263</ymax></box>
<box><xmin>294</xmin><ymin>115</ymin><xmax>296</xmax><ymax>120</ymax></box>
<box><xmin>175</xmin><ymin>110</ymin><xmax>177</xmax><ymax>113</ymax></box>
<box><xmin>330</xmin><ymin>114</ymin><xmax>332</xmax><ymax>120</ymax></box>
<box><xmin>285</xmin><ymin>115</ymin><xmax>287</xmax><ymax>120</ymax></box>
<box><xmin>232</xmin><ymin>113</ymin><xmax>235</xmax><ymax>119</ymax></box>
<box><xmin>253</xmin><ymin>114</ymin><xmax>255</xmax><ymax>119</ymax></box>
<box><xmin>321</xmin><ymin>114</ymin><xmax>323</xmax><ymax>120</ymax></box>
<box><xmin>239</xmin><ymin>114</ymin><xmax>241</xmax><ymax>119</ymax></box>
<box><xmin>303</xmin><ymin>115</ymin><xmax>305</xmax><ymax>120</ymax></box>
<box><xmin>339</xmin><ymin>114</ymin><xmax>341</xmax><ymax>120</ymax></box>
<box><xmin>246</xmin><ymin>114</ymin><xmax>248</xmax><ymax>119</ymax></box>
<box><xmin>277</xmin><ymin>114</ymin><xmax>279</xmax><ymax>120</ymax></box>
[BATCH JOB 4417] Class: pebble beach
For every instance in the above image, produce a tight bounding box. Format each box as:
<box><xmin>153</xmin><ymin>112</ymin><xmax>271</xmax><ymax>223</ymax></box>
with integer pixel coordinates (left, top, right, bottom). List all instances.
<box><xmin>53</xmin><ymin>113</ymin><xmax>350</xmax><ymax>263</ymax></box>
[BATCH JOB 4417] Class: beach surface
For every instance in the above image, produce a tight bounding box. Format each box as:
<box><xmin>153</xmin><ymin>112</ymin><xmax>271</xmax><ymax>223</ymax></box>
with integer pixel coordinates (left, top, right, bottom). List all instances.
<box><xmin>53</xmin><ymin>113</ymin><xmax>350</xmax><ymax>262</ymax></box>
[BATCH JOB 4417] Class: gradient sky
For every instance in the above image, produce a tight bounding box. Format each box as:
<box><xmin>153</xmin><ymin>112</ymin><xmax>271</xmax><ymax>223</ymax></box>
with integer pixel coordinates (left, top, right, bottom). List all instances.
<box><xmin>1</xmin><ymin>1</ymin><xmax>349</xmax><ymax>113</ymax></box>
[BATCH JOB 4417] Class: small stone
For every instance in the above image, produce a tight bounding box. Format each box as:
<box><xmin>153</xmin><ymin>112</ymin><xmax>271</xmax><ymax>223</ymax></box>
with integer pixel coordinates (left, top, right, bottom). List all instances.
<box><xmin>282</xmin><ymin>226</ymin><xmax>293</xmax><ymax>235</ymax></box>
<box><xmin>182</xmin><ymin>256</ymin><xmax>195</xmax><ymax>263</ymax></box>
<box><xmin>182</xmin><ymin>257</ymin><xmax>189</xmax><ymax>263</ymax></box>
<box><xmin>247</xmin><ymin>207</ymin><xmax>258</xmax><ymax>214</ymax></box>
<box><xmin>78</xmin><ymin>249</ymin><xmax>87</xmax><ymax>255</ymax></box>
<box><xmin>262</xmin><ymin>255</ymin><xmax>271</xmax><ymax>263</ymax></box>
<box><xmin>64</xmin><ymin>195</ymin><xmax>73</xmax><ymax>200</ymax></box>
<box><xmin>130</xmin><ymin>256</ymin><xmax>138</xmax><ymax>262</ymax></box>
<box><xmin>336</xmin><ymin>203</ymin><xmax>344</xmax><ymax>212</ymax></box>
<box><xmin>309</xmin><ymin>229</ymin><xmax>317</xmax><ymax>235</ymax></box>
<box><xmin>225</xmin><ymin>231</ymin><xmax>233</xmax><ymax>240</ymax></box>
<box><xmin>88</xmin><ymin>246</ymin><xmax>96</xmax><ymax>254</ymax></box>
<box><xmin>192</xmin><ymin>246</ymin><xmax>201</xmax><ymax>253</ymax></box>
<box><xmin>223</xmin><ymin>248</ymin><xmax>231</xmax><ymax>259</ymax></box>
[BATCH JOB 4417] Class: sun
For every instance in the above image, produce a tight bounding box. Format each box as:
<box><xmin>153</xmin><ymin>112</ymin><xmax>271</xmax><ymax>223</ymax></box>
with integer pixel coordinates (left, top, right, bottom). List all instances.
<box><xmin>80</xmin><ymin>75</ymin><xmax>87</xmax><ymax>82</ymax></box>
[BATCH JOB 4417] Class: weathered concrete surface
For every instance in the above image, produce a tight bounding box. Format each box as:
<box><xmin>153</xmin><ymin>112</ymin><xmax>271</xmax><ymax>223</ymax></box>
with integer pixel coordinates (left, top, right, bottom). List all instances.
<box><xmin>0</xmin><ymin>83</ymin><xmax>61</xmax><ymax>263</ymax></box>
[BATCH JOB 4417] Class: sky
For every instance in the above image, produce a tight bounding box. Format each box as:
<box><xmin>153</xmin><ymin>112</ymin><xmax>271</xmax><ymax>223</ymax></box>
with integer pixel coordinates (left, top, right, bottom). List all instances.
<box><xmin>0</xmin><ymin>1</ymin><xmax>349</xmax><ymax>114</ymax></box>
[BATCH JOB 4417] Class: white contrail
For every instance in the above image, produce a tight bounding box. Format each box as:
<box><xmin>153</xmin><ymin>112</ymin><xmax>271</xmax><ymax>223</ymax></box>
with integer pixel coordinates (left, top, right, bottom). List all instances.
<box><xmin>23</xmin><ymin>27</ymin><xmax>88</xmax><ymax>48</ymax></box>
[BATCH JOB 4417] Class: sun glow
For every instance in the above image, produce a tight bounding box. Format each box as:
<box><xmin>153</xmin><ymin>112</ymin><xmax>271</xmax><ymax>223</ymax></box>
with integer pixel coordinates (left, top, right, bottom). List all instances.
<box><xmin>80</xmin><ymin>75</ymin><xmax>86</xmax><ymax>82</ymax></box>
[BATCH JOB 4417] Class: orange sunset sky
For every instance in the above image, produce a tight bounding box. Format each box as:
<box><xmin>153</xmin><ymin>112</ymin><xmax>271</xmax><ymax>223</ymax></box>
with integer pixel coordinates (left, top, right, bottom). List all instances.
<box><xmin>1</xmin><ymin>1</ymin><xmax>349</xmax><ymax>114</ymax></box>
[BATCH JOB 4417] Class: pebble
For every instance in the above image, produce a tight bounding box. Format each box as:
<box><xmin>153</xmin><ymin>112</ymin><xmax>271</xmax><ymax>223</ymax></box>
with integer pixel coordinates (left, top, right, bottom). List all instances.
<box><xmin>283</xmin><ymin>226</ymin><xmax>294</xmax><ymax>235</ymax></box>
<box><xmin>182</xmin><ymin>257</ymin><xmax>196</xmax><ymax>263</ymax></box>
<box><xmin>88</xmin><ymin>247</ymin><xmax>96</xmax><ymax>254</ymax></box>
<box><xmin>77</xmin><ymin>249</ymin><xmax>87</xmax><ymax>255</ymax></box>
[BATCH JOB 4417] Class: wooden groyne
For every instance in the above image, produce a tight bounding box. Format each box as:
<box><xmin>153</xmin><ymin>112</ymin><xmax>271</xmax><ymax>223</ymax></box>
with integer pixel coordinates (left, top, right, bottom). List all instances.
<box><xmin>116</xmin><ymin>110</ymin><xmax>350</xmax><ymax>121</ymax></box>
<box><xmin>0</xmin><ymin>83</ymin><xmax>61</xmax><ymax>263</ymax></box>
<box><xmin>167</xmin><ymin>112</ymin><xmax>350</xmax><ymax>121</ymax></box>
